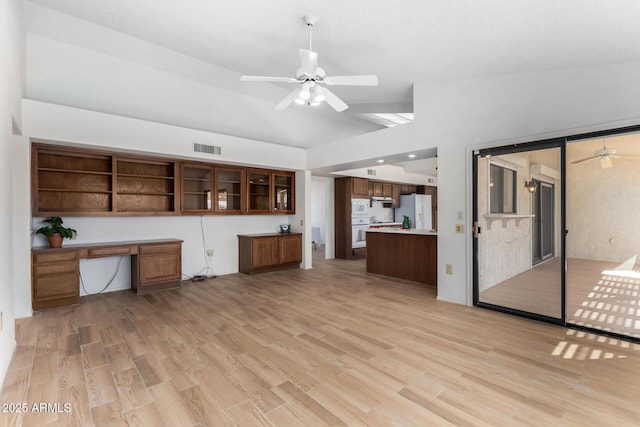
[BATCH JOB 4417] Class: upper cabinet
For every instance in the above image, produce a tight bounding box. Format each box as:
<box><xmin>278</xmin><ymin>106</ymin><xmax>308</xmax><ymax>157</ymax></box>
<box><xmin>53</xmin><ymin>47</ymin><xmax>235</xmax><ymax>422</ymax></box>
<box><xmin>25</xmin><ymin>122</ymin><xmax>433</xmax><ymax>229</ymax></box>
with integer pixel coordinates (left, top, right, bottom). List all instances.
<box><xmin>32</xmin><ymin>142</ymin><xmax>294</xmax><ymax>216</ymax></box>
<box><xmin>247</xmin><ymin>169</ymin><xmax>295</xmax><ymax>214</ymax></box>
<box><xmin>351</xmin><ymin>177</ymin><xmax>369</xmax><ymax>198</ymax></box>
<box><xmin>215</xmin><ymin>167</ymin><xmax>245</xmax><ymax>213</ymax></box>
<box><xmin>115</xmin><ymin>157</ymin><xmax>177</xmax><ymax>214</ymax></box>
<box><xmin>33</xmin><ymin>146</ymin><xmax>113</xmax><ymax>216</ymax></box>
<box><xmin>273</xmin><ymin>172</ymin><xmax>295</xmax><ymax>213</ymax></box>
<box><xmin>182</xmin><ymin>163</ymin><xmax>213</xmax><ymax>213</ymax></box>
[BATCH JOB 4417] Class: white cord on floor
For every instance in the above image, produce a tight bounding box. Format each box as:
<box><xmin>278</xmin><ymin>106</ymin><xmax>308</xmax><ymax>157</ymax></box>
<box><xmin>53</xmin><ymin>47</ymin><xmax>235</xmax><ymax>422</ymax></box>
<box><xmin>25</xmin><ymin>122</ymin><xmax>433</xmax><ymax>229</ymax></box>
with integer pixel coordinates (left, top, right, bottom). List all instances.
<box><xmin>80</xmin><ymin>256</ymin><xmax>125</xmax><ymax>295</ymax></box>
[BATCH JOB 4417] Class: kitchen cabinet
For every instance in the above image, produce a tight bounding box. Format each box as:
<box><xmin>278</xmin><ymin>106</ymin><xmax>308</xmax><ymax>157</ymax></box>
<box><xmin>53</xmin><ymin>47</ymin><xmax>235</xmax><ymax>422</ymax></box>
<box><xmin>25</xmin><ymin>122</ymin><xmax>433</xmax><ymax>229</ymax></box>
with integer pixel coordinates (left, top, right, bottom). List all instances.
<box><xmin>373</xmin><ymin>181</ymin><xmax>383</xmax><ymax>197</ymax></box>
<box><xmin>238</xmin><ymin>233</ymin><xmax>302</xmax><ymax>274</ymax></box>
<box><xmin>382</xmin><ymin>183</ymin><xmax>392</xmax><ymax>198</ymax></box>
<box><xmin>352</xmin><ymin>177</ymin><xmax>369</xmax><ymax>198</ymax></box>
<box><xmin>385</xmin><ymin>183</ymin><xmax>401</xmax><ymax>208</ymax></box>
<box><xmin>273</xmin><ymin>172</ymin><xmax>295</xmax><ymax>213</ymax></box>
<box><xmin>401</xmin><ymin>184</ymin><xmax>418</xmax><ymax>195</ymax></box>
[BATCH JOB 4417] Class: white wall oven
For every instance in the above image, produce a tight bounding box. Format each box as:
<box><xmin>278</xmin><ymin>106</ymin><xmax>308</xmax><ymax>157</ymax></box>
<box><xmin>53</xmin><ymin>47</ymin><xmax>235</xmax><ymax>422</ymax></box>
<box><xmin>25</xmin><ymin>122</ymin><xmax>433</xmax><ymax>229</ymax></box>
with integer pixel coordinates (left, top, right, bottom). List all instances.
<box><xmin>352</xmin><ymin>216</ymin><xmax>370</xmax><ymax>248</ymax></box>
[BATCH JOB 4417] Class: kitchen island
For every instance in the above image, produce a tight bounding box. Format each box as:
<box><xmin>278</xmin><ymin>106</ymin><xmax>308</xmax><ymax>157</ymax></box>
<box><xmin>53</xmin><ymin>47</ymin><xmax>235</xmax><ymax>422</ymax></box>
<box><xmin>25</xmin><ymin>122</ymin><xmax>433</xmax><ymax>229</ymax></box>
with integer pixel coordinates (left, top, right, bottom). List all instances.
<box><xmin>366</xmin><ymin>228</ymin><xmax>437</xmax><ymax>285</ymax></box>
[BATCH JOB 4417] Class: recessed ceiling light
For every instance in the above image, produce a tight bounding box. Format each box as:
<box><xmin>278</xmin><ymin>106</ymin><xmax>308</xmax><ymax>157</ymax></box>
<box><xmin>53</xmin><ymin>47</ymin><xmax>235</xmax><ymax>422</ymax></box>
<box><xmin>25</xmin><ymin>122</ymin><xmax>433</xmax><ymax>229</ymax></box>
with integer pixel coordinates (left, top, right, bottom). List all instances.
<box><xmin>408</xmin><ymin>154</ymin><xmax>417</xmax><ymax>158</ymax></box>
<box><xmin>376</xmin><ymin>159</ymin><xmax>384</xmax><ymax>164</ymax></box>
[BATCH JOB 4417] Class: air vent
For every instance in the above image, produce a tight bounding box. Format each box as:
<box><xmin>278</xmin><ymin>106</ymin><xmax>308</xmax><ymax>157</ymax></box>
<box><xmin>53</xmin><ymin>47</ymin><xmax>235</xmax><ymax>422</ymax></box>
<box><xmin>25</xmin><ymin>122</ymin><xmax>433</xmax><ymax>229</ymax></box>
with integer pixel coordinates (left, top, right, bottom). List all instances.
<box><xmin>194</xmin><ymin>143</ymin><xmax>221</xmax><ymax>155</ymax></box>
<box><xmin>367</xmin><ymin>169</ymin><xmax>377</xmax><ymax>176</ymax></box>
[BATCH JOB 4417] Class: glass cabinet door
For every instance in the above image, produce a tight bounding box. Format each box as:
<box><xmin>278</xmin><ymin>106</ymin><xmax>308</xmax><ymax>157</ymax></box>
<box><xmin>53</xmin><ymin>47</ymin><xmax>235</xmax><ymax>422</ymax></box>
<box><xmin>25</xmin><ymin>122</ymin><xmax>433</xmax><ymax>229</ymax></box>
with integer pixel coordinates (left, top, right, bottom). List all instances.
<box><xmin>215</xmin><ymin>167</ymin><xmax>244</xmax><ymax>213</ymax></box>
<box><xmin>273</xmin><ymin>172</ymin><xmax>295</xmax><ymax>213</ymax></box>
<box><xmin>182</xmin><ymin>165</ymin><xmax>213</xmax><ymax>212</ymax></box>
<box><xmin>247</xmin><ymin>170</ymin><xmax>271</xmax><ymax>212</ymax></box>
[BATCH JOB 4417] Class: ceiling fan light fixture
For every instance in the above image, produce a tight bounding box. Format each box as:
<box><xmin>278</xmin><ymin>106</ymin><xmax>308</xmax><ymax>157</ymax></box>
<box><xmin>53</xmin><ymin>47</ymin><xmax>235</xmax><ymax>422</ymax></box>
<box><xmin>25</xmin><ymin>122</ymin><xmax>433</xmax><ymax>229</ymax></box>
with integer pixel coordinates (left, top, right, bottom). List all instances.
<box><xmin>299</xmin><ymin>82</ymin><xmax>311</xmax><ymax>100</ymax></box>
<box><xmin>294</xmin><ymin>97</ymin><xmax>305</xmax><ymax>105</ymax></box>
<box><xmin>312</xmin><ymin>86</ymin><xmax>325</xmax><ymax>103</ymax></box>
<box><xmin>601</xmin><ymin>155</ymin><xmax>613</xmax><ymax>168</ymax></box>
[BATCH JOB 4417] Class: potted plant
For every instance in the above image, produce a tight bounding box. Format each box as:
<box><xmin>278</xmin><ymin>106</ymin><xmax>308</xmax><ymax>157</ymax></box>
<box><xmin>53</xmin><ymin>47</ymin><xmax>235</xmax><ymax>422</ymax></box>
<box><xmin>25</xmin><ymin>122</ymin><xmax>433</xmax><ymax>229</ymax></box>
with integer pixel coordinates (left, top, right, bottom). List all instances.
<box><xmin>35</xmin><ymin>216</ymin><xmax>77</xmax><ymax>248</ymax></box>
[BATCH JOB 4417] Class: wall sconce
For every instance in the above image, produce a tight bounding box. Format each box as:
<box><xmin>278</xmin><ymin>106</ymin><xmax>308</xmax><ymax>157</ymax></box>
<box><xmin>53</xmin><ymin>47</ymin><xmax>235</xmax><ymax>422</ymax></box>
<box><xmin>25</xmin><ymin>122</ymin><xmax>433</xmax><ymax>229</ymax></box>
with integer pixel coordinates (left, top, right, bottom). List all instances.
<box><xmin>525</xmin><ymin>180</ymin><xmax>537</xmax><ymax>193</ymax></box>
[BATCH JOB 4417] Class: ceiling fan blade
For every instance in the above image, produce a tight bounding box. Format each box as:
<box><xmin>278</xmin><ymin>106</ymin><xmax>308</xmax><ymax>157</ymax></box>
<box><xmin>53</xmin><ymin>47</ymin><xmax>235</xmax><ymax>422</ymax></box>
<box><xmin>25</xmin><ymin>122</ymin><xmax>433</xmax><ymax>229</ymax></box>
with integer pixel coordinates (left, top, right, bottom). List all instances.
<box><xmin>324</xmin><ymin>75</ymin><xmax>379</xmax><ymax>86</ymax></box>
<box><xmin>275</xmin><ymin>88</ymin><xmax>300</xmax><ymax>110</ymax></box>
<box><xmin>571</xmin><ymin>156</ymin><xmax>597</xmax><ymax>165</ymax></box>
<box><xmin>241</xmin><ymin>75</ymin><xmax>297</xmax><ymax>83</ymax></box>
<box><xmin>299</xmin><ymin>49</ymin><xmax>318</xmax><ymax>76</ymax></box>
<box><xmin>612</xmin><ymin>154</ymin><xmax>640</xmax><ymax>160</ymax></box>
<box><xmin>322</xmin><ymin>87</ymin><xmax>349</xmax><ymax>112</ymax></box>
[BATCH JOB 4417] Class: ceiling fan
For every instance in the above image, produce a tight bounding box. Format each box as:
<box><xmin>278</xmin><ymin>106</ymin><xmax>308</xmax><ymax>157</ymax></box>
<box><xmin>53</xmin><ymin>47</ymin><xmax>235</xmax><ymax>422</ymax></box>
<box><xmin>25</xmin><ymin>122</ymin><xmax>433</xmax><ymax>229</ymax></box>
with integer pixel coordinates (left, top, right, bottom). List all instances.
<box><xmin>240</xmin><ymin>15</ymin><xmax>378</xmax><ymax>112</ymax></box>
<box><xmin>571</xmin><ymin>139</ymin><xmax>640</xmax><ymax>168</ymax></box>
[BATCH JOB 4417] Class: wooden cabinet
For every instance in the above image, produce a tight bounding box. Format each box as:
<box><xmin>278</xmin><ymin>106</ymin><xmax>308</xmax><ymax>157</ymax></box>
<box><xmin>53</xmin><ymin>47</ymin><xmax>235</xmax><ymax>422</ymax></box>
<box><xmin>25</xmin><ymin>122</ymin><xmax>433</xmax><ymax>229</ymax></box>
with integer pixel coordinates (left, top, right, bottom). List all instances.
<box><xmin>32</xmin><ymin>142</ymin><xmax>294</xmax><ymax>216</ymax></box>
<box><xmin>215</xmin><ymin>167</ymin><xmax>245</xmax><ymax>213</ymax></box>
<box><xmin>33</xmin><ymin>146</ymin><xmax>113</xmax><ymax>216</ymax></box>
<box><xmin>247</xmin><ymin>169</ymin><xmax>295</xmax><ymax>214</ymax></box>
<box><xmin>115</xmin><ymin>157</ymin><xmax>177</xmax><ymax>214</ymax></box>
<box><xmin>401</xmin><ymin>184</ymin><xmax>418</xmax><ymax>195</ymax></box>
<box><xmin>32</xmin><ymin>239</ymin><xmax>183</xmax><ymax>310</ymax></box>
<box><xmin>273</xmin><ymin>172</ymin><xmax>295</xmax><ymax>213</ymax></box>
<box><xmin>382</xmin><ymin>182</ymin><xmax>392</xmax><ymax>198</ymax></box>
<box><xmin>182</xmin><ymin>164</ymin><xmax>213</xmax><ymax>213</ymax></box>
<box><xmin>238</xmin><ymin>233</ymin><xmax>302</xmax><ymax>274</ymax></box>
<box><xmin>132</xmin><ymin>242</ymin><xmax>182</xmax><ymax>294</ymax></box>
<box><xmin>386</xmin><ymin>183</ymin><xmax>401</xmax><ymax>208</ymax></box>
<box><xmin>373</xmin><ymin>181</ymin><xmax>383</xmax><ymax>197</ymax></box>
<box><xmin>31</xmin><ymin>250</ymin><xmax>79</xmax><ymax>310</ymax></box>
<box><xmin>351</xmin><ymin>178</ymin><xmax>369</xmax><ymax>198</ymax></box>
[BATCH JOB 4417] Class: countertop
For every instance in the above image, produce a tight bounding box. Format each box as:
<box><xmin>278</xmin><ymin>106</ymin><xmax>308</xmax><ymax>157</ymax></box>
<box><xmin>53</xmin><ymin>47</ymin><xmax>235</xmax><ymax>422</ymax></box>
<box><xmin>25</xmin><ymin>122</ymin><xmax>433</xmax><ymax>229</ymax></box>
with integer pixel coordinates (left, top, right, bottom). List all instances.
<box><xmin>366</xmin><ymin>228</ymin><xmax>437</xmax><ymax>236</ymax></box>
<box><xmin>368</xmin><ymin>222</ymin><xmax>403</xmax><ymax>227</ymax></box>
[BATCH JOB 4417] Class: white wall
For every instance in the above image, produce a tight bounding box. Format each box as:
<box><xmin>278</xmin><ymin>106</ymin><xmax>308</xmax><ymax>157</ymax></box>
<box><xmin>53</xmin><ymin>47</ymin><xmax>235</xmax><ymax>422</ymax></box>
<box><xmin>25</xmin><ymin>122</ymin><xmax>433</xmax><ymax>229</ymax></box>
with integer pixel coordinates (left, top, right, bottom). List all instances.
<box><xmin>567</xmin><ymin>156</ymin><xmax>640</xmax><ymax>262</ymax></box>
<box><xmin>1</xmin><ymin>0</ymin><xmax>24</xmax><ymax>387</ymax></box>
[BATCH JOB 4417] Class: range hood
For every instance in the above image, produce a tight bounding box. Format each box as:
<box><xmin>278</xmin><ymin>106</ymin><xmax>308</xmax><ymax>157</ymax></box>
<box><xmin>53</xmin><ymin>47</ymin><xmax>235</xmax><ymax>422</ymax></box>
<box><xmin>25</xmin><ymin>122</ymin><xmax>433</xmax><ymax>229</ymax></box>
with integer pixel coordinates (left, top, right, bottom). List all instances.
<box><xmin>372</xmin><ymin>196</ymin><xmax>395</xmax><ymax>202</ymax></box>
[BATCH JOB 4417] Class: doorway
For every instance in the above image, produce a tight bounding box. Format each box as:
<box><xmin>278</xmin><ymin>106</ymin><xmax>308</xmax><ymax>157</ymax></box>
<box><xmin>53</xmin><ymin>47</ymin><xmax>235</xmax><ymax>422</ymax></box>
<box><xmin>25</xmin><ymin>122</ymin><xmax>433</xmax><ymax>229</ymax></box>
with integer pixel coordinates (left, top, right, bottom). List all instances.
<box><xmin>532</xmin><ymin>180</ymin><xmax>555</xmax><ymax>265</ymax></box>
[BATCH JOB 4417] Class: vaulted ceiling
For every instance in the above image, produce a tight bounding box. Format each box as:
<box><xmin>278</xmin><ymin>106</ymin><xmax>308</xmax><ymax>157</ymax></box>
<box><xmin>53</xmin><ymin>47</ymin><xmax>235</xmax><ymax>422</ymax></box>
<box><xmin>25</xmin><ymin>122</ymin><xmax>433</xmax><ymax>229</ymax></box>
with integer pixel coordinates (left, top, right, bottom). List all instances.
<box><xmin>25</xmin><ymin>0</ymin><xmax>640</xmax><ymax>150</ymax></box>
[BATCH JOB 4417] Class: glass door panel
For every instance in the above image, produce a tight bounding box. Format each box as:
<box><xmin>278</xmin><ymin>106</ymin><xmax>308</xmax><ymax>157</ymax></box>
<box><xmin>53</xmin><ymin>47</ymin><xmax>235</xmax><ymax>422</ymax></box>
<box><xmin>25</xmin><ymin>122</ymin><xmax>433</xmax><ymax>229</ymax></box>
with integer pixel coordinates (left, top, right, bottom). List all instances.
<box><xmin>182</xmin><ymin>165</ymin><xmax>212</xmax><ymax>212</ymax></box>
<box><xmin>566</xmin><ymin>136</ymin><xmax>640</xmax><ymax>339</ymax></box>
<box><xmin>248</xmin><ymin>171</ymin><xmax>271</xmax><ymax>212</ymax></box>
<box><xmin>274</xmin><ymin>173</ymin><xmax>294</xmax><ymax>213</ymax></box>
<box><xmin>215</xmin><ymin>167</ymin><xmax>244</xmax><ymax>212</ymax></box>
<box><xmin>475</xmin><ymin>145</ymin><xmax>563</xmax><ymax>320</ymax></box>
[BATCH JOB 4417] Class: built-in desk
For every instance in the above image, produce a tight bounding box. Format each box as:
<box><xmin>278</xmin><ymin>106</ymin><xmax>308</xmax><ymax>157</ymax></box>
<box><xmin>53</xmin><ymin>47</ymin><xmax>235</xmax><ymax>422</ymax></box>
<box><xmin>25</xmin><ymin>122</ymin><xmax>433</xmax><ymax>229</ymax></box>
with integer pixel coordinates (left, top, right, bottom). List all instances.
<box><xmin>31</xmin><ymin>239</ymin><xmax>183</xmax><ymax>310</ymax></box>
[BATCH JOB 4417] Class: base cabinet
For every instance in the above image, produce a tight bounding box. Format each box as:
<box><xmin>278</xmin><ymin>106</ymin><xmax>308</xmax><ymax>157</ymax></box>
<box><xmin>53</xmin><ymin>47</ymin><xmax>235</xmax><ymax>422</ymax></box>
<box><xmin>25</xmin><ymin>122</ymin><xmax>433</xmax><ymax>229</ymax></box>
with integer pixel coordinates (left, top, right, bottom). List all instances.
<box><xmin>132</xmin><ymin>242</ymin><xmax>182</xmax><ymax>294</ymax></box>
<box><xmin>32</xmin><ymin>251</ymin><xmax>80</xmax><ymax>311</ymax></box>
<box><xmin>32</xmin><ymin>239</ymin><xmax>183</xmax><ymax>310</ymax></box>
<box><xmin>238</xmin><ymin>233</ymin><xmax>302</xmax><ymax>274</ymax></box>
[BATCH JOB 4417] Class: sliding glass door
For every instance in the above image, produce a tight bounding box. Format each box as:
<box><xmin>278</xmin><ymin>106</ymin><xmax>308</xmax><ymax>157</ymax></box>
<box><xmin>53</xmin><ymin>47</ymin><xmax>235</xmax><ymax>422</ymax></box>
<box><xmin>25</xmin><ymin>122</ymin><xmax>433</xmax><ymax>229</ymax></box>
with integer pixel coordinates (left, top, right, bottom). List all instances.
<box><xmin>473</xmin><ymin>141</ymin><xmax>564</xmax><ymax>322</ymax></box>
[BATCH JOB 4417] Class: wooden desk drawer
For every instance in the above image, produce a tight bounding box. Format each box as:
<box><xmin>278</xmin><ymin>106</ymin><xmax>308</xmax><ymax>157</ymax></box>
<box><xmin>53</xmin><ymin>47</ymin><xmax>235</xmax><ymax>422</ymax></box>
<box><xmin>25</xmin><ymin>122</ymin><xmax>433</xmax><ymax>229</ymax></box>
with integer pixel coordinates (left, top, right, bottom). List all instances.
<box><xmin>139</xmin><ymin>243</ymin><xmax>182</xmax><ymax>255</ymax></box>
<box><xmin>33</xmin><ymin>274</ymin><xmax>78</xmax><ymax>300</ymax></box>
<box><xmin>33</xmin><ymin>251</ymin><xmax>77</xmax><ymax>263</ymax></box>
<box><xmin>88</xmin><ymin>246</ymin><xmax>132</xmax><ymax>258</ymax></box>
<box><xmin>33</xmin><ymin>260</ymin><xmax>78</xmax><ymax>277</ymax></box>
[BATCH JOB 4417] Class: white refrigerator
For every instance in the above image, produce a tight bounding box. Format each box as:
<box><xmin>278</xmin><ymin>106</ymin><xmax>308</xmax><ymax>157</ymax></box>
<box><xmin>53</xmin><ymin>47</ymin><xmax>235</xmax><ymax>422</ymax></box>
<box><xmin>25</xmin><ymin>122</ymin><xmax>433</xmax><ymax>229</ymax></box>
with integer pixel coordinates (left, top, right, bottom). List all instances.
<box><xmin>394</xmin><ymin>194</ymin><xmax>432</xmax><ymax>229</ymax></box>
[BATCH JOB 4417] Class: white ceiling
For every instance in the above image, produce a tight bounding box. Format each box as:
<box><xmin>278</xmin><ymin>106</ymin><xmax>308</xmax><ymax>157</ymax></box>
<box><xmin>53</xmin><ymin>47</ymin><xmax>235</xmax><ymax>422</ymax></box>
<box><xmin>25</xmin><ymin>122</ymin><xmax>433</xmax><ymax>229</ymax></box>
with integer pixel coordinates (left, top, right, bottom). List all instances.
<box><xmin>25</xmin><ymin>0</ymin><xmax>640</xmax><ymax>151</ymax></box>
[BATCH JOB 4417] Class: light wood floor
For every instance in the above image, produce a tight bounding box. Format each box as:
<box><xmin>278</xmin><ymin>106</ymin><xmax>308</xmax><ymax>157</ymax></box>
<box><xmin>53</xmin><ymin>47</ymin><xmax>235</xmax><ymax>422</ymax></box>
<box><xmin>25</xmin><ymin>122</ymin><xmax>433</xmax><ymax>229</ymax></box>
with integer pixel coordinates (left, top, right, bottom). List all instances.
<box><xmin>480</xmin><ymin>257</ymin><xmax>640</xmax><ymax>338</ymax></box>
<box><xmin>2</xmin><ymin>255</ymin><xmax>640</xmax><ymax>426</ymax></box>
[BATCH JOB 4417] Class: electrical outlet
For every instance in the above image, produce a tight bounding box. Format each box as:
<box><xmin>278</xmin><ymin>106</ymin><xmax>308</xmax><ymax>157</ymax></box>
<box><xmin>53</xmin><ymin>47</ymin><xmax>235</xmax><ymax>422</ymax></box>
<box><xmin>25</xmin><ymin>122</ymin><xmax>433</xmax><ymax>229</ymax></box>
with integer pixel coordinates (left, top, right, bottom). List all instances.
<box><xmin>206</xmin><ymin>249</ymin><xmax>214</xmax><ymax>257</ymax></box>
<box><xmin>455</xmin><ymin>224</ymin><xmax>464</xmax><ymax>233</ymax></box>
<box><xmin>300</xmin><ymin>219</ymin><xmax>304</xmax><ymax>226</ymax></box>
<box><xmin>457</xmin><ymin>211</ymin><xmax>463</xmax><ymax>221</ymax></box>
<box><xmin>446</xmin><ymin>264</ymin><xmax>453</xmax><ymax>275</ymax></box>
